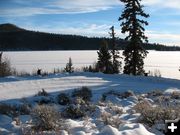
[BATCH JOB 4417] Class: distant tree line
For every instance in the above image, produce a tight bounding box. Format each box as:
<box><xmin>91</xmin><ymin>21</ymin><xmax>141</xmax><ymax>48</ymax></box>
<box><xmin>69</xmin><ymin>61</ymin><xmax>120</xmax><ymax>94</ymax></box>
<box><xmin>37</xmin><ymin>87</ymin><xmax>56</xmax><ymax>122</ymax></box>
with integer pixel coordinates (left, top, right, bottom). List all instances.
<box><xmin>0</xmin><ymin>23</ymin><xmax>180</xmax><ymax>51</ymax></box>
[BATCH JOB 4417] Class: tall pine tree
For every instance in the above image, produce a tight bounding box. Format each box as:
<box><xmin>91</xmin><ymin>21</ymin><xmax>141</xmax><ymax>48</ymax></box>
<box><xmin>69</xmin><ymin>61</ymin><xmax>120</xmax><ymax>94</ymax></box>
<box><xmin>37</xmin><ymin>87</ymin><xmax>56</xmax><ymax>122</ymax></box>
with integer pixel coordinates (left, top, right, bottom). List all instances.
<box><xmin>109</xmin><ymin>26</ymin><xmax>122</xmax><ymax>74</ymax></box>
<box><xmin>97</xmin><ymin>40</ymin><xmax>113</xmax><ymax>74</ymax></box>
<box><xmin>119</xmin><ymin>0</ymin><xmax>149</xmax><ymax>75</ymax></box>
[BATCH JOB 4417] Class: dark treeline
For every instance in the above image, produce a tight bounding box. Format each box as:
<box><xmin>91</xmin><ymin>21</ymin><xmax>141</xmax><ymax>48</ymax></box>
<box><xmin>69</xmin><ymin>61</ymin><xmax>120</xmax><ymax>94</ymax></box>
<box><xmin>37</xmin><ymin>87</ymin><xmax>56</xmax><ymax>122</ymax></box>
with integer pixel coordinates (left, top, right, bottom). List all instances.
<box><xmin>0</xmin><ymin>23</ymin><xmax>180</xmax><ymax>51</ymax></box>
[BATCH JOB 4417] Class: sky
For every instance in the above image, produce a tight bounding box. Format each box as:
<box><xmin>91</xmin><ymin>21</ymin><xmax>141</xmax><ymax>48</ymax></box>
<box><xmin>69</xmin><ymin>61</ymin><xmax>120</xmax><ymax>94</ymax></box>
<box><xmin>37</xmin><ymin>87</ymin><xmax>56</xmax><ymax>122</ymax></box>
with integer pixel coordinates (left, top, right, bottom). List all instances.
<box><xmin>1</xmin><ymin>0</ymin><xmax>180</xmax><ymax>46</ymax></box>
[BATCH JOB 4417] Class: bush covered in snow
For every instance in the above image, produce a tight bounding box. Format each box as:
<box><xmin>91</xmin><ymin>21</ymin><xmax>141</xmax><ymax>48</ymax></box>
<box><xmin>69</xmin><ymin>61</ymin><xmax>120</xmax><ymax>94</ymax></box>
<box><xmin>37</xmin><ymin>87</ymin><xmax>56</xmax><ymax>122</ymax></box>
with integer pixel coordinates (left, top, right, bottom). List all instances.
<box><xmin>100</xmin><ymin>111</ymin><xmax>123</xmax><ymax>128</ymax></box>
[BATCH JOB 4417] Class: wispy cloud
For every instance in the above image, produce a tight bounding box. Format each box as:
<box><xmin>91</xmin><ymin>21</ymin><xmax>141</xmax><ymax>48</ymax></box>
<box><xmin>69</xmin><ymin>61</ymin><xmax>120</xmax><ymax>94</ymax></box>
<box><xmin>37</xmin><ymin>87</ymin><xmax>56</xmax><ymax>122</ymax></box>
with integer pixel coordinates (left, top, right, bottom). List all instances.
<box><xmin>146</xmin><ymin>30</ymin><xmax>180</xmax><ymax>46</ymax></box>
<box><xmin>25</xmin><ymin>23</ymin><xmax>113</xmax><ymax>37</ymax></box>
<box><xmin>1</xmin><ymin>0</ymin><xmax>180</xmax><ymax>17</ymax></box>
<box><xmin>142</xmin><ymin>0</ymin><xmax>180</xmax><ymax>10</ymax></box>
<box><xmin>0</xmin><ymin>0</ymin><xmax>120</xmax><ymax>17</ymax></box>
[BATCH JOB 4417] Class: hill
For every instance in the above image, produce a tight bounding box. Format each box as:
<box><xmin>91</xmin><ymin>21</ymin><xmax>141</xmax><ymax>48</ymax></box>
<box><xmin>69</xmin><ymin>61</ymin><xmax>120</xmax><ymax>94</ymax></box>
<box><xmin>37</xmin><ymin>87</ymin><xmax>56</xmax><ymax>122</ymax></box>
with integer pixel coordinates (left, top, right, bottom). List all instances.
<box><xmin>0</xmin><ymin>23</ymin><xmax>180</xmax><ymax>51</ymax></box>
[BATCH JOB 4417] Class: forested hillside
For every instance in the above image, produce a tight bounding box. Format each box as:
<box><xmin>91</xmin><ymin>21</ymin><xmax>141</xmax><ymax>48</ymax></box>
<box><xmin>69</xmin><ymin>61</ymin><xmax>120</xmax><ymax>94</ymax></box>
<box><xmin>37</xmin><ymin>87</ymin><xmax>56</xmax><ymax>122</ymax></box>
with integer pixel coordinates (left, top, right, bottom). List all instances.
<box><xmin>0</xmin><ymin>23</ymin><xmax>180</xmax><ymax>51</ymax></box>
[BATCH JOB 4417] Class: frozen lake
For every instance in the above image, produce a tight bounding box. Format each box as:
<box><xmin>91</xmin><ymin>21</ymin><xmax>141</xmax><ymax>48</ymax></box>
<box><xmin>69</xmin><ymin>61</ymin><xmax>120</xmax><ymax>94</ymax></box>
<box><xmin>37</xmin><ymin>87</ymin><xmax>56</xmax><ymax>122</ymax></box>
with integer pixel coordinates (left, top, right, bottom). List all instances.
<box><xmin>3</xmin><ymin>51</ymin><xmax>180</xmax><ymax>80</ymax></box>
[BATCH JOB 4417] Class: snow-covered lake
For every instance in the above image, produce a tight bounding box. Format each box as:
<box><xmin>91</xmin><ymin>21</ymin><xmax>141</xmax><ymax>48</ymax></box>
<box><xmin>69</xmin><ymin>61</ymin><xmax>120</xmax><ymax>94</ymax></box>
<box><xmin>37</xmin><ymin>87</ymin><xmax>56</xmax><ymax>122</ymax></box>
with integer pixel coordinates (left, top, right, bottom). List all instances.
<box><xmin>3</xmin><ymin>51</ymin><xmax>180</xmax><ymax>80</ymax></box>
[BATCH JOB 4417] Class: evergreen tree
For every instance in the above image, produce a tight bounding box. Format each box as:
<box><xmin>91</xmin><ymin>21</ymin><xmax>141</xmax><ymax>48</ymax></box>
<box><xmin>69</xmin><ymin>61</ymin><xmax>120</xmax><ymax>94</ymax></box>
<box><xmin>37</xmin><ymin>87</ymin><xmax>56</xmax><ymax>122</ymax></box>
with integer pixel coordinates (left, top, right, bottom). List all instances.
<box><xmin>109</xmin><ymin>26</ymin><xmax>122</xmax><ymax>73</ymax></box>
<box><xmin>119</xmin><ymin>0</ymin><xmax>149</xmax><ymax>75</ymax></box>
<box><xmin>97</xmin><ymin>40</ymin><xmax>113</xmax><ymax>74</ymax></box>
<box><xmin>64</xmin><ymin>57</ymin><xmax>74</xmax><ymax>73</ymax></box>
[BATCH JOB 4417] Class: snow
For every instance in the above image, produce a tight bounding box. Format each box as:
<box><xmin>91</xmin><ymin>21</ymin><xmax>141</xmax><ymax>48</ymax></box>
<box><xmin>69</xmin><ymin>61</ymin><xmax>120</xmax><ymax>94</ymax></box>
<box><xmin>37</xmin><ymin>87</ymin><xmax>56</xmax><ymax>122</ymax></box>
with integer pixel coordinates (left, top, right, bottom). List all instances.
<box><xmin>0</xmin><ymin>72</ymin><xmax>180</xmax><ymax>135</ymax></box>
<box><xmin>0</xmin><ymin>72</ymin><xmax>180</xmax><ymax>101</ymax></box>
<box><xmin>119</xmin><ymin>123</ymin><xmax>155</xmax><ymax>135</ymax></box>
<box><xmin>98</xmin><ymin>125</ymin><xmax>120</xmax><ymax>135</ymax></box>
<box><xmin>0</xmin><ymin>115</ymin><xmax>12</xmax><ymax>126</ymax></box>
<box><xmin>3</xmin><ymin>51</ymin><xmax>180</xmax><ymax>80</ymax></box>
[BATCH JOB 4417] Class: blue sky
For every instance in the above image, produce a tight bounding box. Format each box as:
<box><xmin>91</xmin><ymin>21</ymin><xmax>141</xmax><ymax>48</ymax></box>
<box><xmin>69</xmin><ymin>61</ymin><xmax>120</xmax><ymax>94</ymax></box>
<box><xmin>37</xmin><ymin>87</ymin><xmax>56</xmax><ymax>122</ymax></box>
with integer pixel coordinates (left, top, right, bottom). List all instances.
<box><xmin>1</xmin><ymin>0</ymin><xmax>180</xmax><ymax>46</ymax></box>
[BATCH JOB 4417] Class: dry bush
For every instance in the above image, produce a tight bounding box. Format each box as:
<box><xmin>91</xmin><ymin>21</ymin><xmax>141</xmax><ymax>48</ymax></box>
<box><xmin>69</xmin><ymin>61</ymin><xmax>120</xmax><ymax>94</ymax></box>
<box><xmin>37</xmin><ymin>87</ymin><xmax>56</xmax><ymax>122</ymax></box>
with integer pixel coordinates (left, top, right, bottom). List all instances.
<box><xmin>35</xmin><ymin>97</ymin><xmax>54</xmax><ymax>105</ymax></box>
<box><xmin>154</xmin><ymin>95</ymin><xmax>171</xmax><ymax>105</ymax></box>
<box><xmin>138</xmin><ymin>105</ymin><xmax>180</xmax><ymax>126</ymax></box>
<box><xmin>147</xmin><ymin>90</ymin><xmax>163</xmax><ymax>97</ymax></box>
<box><xmin>57</xmin><ymin>93</ymin><xmax>70</xmax><ymax>105</ymax></box>
<box><xmin>31</xmin><ymin>105</ymin><xmax>61</xmax><ymax>131</ymax></box>
<box><xmin>101</xmin><ymin>90</ymin><xmax>135</xmax><ymax>101</ymax></box>
<box><xmin>35</xmin><ymin>89</ymin><xmax>49</xmax><ymax>97</ymax></box>
<box><xmin>62</xmin><ymin>105</ymin><xmax>85</xmax><ymax>119</ymax></box>
<box><xmin>62</xmin><ymin>97</ymin><xmax>96</xmax><ymax>119</ymax></box>
<box><xmin>106</xmin><ymin>102</ymin><xmax>123</xmax><ymax>115</ymax></box>
<box><xmin>0</xmin><ymin>103</ymin><xmax>17</xmax><ymax>116</ymax></box>
<box><xmin>72</xmin><ymin>87</ymin><xmax>92</xmax><ymax>102</ymax></box>
<box><xmin>100</xmin><ymin>111</ymin><xmax>122</xmax><ymax>128</ymax></box>
<box><xmin>133</xmin><ymin>100</ymin><xmax>152</xmax><ymax>113</ymax></box>
<box><xmin>18</xmin><ymin>104</ymin><xmax>31</xmax><ymax>115</ymax></box>
<box><xmin>0</xmin><ymin>103</ymin><xmax>31</xmax><ymax>117</ymax></box>
<box><xmin>171</xmin><ymin>91</ymin><xmax>180</xmax><ymax>99</ymax></box>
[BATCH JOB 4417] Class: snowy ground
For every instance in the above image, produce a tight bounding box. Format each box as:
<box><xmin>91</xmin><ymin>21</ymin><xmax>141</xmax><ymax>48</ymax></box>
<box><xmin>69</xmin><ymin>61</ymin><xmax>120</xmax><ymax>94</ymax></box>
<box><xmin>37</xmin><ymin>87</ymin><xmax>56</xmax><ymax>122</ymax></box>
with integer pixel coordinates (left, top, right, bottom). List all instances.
<box><xmin>0</xmin><ymin>72</ymin><xmax>180</xmax><ymax>135</ymax></box>
<box><xmin>0</xmin><ymin>72</ymin><xmax>180</xmax><ymax>101</ymax></box>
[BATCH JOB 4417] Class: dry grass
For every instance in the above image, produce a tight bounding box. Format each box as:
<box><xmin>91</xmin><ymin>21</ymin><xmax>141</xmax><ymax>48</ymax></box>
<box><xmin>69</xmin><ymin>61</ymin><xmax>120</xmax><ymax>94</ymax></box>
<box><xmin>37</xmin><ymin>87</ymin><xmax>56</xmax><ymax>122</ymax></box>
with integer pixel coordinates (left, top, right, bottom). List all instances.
<box><xmin>171</xmin><ymin>91</ymin><xmax>180</xmax><ymax>99</ymax></box>
<box><xmin>31</xmin><ymin>105</ymin><xmax>61</xmax><ymax>131</ymax></box>
<box><xmin>100</xmin><ymin>111</ymin><xmax>123</xmax><ymax>128</ymax></box>
<box><xmin>133</xmin><ymin>100</ymin><xmax>152</xmax><ymax>113</ymax></box>
<box><xmin>135</xmin><ymin>103</ymin><xmax>180</xmax><ymax>126</ymax></box>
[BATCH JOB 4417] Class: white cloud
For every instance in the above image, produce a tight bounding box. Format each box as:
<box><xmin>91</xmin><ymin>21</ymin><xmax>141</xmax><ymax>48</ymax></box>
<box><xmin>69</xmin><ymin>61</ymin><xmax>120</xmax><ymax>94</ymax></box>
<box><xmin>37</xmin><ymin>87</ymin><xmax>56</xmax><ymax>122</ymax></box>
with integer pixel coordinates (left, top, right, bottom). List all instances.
<box><xmin>33</xmin><ymin>23</ymin><xmax>113</xmax><ymax>37</ymax></box>
<box><xmin>142</xmin><ymin>0</ymin><xmax>180</xmax><ymax>10</ymax></box>
<box><xmin>146</xmin><ymin>30</ymin><xmax>180</xmax><ymax>46</ymax></box>
<box><xmin>1</xmin><ymin>0</ymin><xmax>180</xmax><ymax>17</ymax></box>
<box><xmin>0</xmin><ymin>0</ymin><xmax>121</xmax><ymax>17</ymax></box>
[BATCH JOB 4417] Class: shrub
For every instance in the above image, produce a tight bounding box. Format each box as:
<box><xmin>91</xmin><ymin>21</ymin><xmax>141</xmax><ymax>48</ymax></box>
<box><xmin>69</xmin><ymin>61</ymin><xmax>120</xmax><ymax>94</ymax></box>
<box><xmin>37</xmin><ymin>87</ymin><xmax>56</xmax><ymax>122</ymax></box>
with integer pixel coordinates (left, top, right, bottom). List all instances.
<box><xmin>133</xmin><ymin>100</ymin><xmax>152</xmax><ymax>113</ymax></box>
<box><xmin>154</xmin><ymin>95</ymin><xmax>171</xmax><ymax>105</ymax></box>
<box><xmin>18</xmin><ymin>103</ymin><xmax>31</xmax><ymax>115</ymax></box>
<box><xmin>0</xmin><ymin>103</ymin><xmax>31</xmax><ymax>117</ymax></box>
<box><xmin>73</xmin><ymin>97</ymin><xmax>86</xmax><ymax>105</ymax></box>
<box><xmin>35</xmin><ymin>89</ymin><xmax>49</xmax><ymax>97</ymax></box>
<box><xmin>63</xmin><ymin>105</ymin><xmax>85</xmax><ymax>119</ymax></box>
<box><xmin>36</xmin><ymin>97</ymin><xmax>53</xmax><ymax>105</ymax></box>
<box><xmin>0</xmin><ymin>103</ymin><xmax>17</xmax><ymax>116</ymax></box>
<box><xmin>64</xmin><ymin>57</ymin><xmax>74</xmax><ymax>73</ymax></box>
<box><xmin>100</xmin><ymin>111</ymin><xmax>122</xmax><ymax>128</ymax></box>
<box><xmin>101</xmin><ymin>90</ymin><xmax>134</xmax><ymax>101</ymax></box>
<box><xmin>107</xmin><ymin>103</ymin><xmax>123</xmax><ymax>115</ymax></box>
<box><xmin>171</xmin><ymin>91</ymin><xmax>180</xmax><ymax>99</ymax></box>
<box><xmin>31</xmin><ymin>105</ymin><xmax>61</xmax><ymax>131</ymax></box>
<box><xmin>147</xmin><ymin>90</ymin><xmax>163</xmax><ymax>97</ymax></box>
<box><xmin>72</xmin><ymin>87</ymin><xmax>92</xmax><ymax>102</ymax></box>
<box><xmin>138</xmin><ymin>105</ymin><xmax>180</xmax><ymax>126</ymax></box>
<box><xmin>0</xmin><ymin>52</ymin><xmax>12</xmax><ymax>77</ymax></box>
<box><xmin>149</xmin><ymin>69</ymin><xmax>161</xmax><ymax>77</ymax></box>
<box><xmin>57</xmin><ymin>93</ymin><xmax>70</xmax><ymax>105</ymax></box>
<box><xmin>120</xmin><ymin>90</ymin><xmax>135</xmax><ymax>98</ymax></box>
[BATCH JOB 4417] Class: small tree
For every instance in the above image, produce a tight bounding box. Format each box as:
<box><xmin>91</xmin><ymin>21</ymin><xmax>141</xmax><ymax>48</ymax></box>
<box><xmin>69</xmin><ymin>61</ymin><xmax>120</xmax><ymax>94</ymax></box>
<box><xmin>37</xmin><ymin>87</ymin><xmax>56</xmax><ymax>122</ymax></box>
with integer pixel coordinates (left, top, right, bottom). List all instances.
<box><xmin>0</xmin><ymin>52</ymin><xmax>12</xmax><ymax>77</ymax></box>
<box><xmin>64</xmin><ymin>57</ymin><xmax>74</xmax><ymax>73</ymax></box>
<box><xmin>97</xmin><ymin>40</ymin><xmax>113</xmax><ymax>74</ymax></box>
<box><xmin>109</xmin><ymin>26</ymin><xmax>122</xmax><ymax>74</ymax></box>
